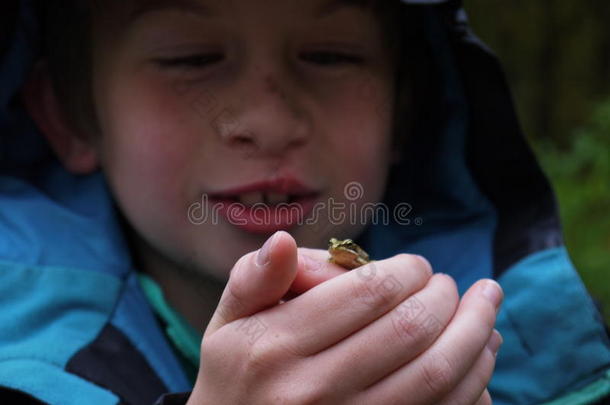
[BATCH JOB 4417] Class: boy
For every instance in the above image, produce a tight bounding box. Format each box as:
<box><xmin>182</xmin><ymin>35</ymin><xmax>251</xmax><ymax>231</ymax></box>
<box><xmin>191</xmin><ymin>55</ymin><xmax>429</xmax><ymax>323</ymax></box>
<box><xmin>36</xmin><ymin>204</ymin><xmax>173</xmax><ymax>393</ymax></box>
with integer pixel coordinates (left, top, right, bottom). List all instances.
<box><xmin>1</xmin><ymin>0</ymin><xmax>608</xmax><ymax>404</ymax></box>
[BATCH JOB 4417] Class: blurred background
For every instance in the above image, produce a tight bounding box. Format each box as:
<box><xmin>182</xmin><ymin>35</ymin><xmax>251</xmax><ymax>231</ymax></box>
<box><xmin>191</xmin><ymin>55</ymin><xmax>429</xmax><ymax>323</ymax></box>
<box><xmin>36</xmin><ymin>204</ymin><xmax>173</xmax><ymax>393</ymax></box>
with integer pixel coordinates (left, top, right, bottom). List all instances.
<box><xmin>466</xmin><ymin>0</ymin><xmax>610</xmax><ymax>324</ymax></box>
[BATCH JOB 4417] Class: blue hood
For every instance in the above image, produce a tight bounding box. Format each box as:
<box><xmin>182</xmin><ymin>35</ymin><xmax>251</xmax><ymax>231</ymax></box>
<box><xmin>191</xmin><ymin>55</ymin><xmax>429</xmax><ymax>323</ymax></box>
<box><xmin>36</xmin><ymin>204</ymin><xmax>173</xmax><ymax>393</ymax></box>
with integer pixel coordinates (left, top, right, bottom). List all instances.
<box><xmin>1</xmin><ymin>1</ymin><xmax>609</xmax><ymax>404</ymax></box>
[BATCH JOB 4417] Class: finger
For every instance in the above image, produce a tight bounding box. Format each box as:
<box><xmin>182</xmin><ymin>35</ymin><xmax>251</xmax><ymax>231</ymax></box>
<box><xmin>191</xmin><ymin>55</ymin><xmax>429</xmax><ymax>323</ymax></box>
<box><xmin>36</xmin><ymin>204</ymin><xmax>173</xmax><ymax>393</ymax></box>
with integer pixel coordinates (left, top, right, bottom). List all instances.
<box><xmin>315</xmin><ymin>273</ymin><xmax>459</xmax><ymax>392</ymax></box>
<box><xmin>261</xmin><ymin>254</ymin><xmax>433</xmax><ymax>357</ymax></box>
<box><xmin>358</xmin><ymin>279</ymin><xmax>503</xmax><ymax>404</ymax></box>
<box><xmin>205</xmin><ymin>231</ymin><xmax>298</xmax><ymax>338</ymax></box>
<box><xmin>436</xmin><ymin>330</ymin><xmax>501</xmax><ymax>405</ymax></box>
<box><xmin>287</xmin><ymin>247</ymin><xmax>349</xmax><ymax>296</ymax></box>
<box><xmin>475</xmin><ymin>389</ymin><xmax>493</xmax><ymax>405</ymax></box>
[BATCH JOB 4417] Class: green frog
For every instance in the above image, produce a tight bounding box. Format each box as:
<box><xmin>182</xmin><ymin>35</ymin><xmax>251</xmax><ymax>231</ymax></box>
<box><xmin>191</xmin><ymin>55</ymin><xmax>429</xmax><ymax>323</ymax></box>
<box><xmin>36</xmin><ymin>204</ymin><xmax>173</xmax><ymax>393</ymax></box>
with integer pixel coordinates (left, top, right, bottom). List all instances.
<box><xmin>328</xmin><ymin>238</ymin><xmax>371</xmax><ymax>270</ymax></box>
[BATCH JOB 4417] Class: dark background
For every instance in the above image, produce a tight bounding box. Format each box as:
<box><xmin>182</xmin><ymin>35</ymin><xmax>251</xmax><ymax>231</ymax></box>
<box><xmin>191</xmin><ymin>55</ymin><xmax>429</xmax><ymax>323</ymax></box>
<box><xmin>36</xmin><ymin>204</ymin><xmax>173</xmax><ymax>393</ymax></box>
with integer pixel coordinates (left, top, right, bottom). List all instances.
<box><xmin>467</xmin><ymin>0</ymin><xmax>610</xmax><ymax>324</ymax></box>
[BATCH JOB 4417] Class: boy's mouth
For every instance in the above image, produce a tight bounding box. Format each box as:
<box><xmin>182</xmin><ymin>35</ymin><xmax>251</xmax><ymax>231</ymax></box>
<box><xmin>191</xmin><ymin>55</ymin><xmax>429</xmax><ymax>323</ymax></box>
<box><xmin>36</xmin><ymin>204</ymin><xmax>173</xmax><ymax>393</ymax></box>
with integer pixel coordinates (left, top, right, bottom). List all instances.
<box><xmin>207</xmin><ymin>176</ymin><xmax>319</xmax><ymax>205</ymax></box>
<box><xmin>214</xmin><ymin>192</ymin><xmax>311</xmax><ymax>206</ymax></box>
<box><xmin>207</xmin><ymin>176</ymin><xmax>321</xmax><ymax>233</ymax></box>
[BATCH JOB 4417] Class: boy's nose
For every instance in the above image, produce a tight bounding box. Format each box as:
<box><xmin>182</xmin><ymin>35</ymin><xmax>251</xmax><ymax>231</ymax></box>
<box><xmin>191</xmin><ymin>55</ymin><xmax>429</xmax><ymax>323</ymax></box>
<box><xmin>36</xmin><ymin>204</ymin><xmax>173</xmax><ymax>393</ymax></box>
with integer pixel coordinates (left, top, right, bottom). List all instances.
<box><xmin>216</xmin><ymin>73</ymin><xmax>311</xmax><ymax>158</ymax></box>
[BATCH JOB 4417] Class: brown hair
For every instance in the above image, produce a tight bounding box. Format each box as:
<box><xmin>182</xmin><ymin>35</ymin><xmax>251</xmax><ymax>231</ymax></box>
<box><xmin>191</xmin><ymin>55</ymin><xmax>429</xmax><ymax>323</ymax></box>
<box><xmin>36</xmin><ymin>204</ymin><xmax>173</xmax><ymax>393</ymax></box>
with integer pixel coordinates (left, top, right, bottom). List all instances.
<box><xmin>37</xmin><ymin>0</ymin><xmax>99</xmax><ymax>137</ymax></box>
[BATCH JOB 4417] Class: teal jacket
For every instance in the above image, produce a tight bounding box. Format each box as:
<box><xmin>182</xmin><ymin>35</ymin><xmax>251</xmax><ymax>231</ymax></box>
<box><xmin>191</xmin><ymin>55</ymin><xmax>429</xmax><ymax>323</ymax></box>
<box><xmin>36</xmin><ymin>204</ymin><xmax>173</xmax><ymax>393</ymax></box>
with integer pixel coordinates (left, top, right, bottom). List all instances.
<box><xmin>1</xmin><ymin>1</ymin><xmax>609</xmax><ymax>404</ymax></box>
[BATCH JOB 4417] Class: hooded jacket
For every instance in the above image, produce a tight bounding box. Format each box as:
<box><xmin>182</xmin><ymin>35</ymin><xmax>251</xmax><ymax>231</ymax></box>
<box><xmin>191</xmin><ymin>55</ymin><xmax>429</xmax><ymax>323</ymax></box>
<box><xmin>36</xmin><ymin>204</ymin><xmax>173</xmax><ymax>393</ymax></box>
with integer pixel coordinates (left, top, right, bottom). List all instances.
<box><xmin>1</xmin><ymin>1</ymin><xmax>609</xmax><ymax>404</ymax></box>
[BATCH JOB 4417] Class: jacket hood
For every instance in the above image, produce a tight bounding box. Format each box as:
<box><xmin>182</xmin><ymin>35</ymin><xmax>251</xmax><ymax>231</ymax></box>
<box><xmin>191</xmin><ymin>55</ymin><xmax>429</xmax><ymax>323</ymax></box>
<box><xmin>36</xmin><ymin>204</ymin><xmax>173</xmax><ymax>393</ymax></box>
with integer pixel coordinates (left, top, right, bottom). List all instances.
<box><xmin>1</xmin><ymin>1</ymin><xmax>609</xmax><ymax>404</ymax></box>
<box><xmin>0</xmin><ymin>0</ymin><xmax>560</xmax><ymax>288</ymax></box>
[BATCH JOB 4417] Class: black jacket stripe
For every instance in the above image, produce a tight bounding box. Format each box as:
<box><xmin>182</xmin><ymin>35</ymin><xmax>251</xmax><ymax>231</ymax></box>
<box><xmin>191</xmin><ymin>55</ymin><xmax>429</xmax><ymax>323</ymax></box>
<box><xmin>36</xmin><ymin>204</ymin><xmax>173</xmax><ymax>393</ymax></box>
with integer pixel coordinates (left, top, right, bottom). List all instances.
<box><xmin>66</xmin><ymin>323</ymin><xmax>169</xmax><ymax>405</ymax></box>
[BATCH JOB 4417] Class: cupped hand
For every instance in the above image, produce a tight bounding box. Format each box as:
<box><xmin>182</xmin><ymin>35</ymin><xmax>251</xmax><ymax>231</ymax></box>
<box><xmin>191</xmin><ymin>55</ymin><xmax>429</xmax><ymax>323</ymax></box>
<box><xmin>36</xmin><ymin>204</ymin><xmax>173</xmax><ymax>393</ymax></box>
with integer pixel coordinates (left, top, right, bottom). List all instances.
<box><xmin>186</xmin><ymin>231</ymin><xmax>502</xmax><ymax>405</ymax></box>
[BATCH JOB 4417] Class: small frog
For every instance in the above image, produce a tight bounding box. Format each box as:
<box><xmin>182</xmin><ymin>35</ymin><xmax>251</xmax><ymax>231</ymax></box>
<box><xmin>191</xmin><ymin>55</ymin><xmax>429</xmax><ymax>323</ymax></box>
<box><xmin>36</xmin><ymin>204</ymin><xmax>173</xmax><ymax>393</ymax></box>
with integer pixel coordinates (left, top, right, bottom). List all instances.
<box><xmin>328</xmin><ymin>238</ymin><xmax>371</xmax><ymax>270</ymax></box>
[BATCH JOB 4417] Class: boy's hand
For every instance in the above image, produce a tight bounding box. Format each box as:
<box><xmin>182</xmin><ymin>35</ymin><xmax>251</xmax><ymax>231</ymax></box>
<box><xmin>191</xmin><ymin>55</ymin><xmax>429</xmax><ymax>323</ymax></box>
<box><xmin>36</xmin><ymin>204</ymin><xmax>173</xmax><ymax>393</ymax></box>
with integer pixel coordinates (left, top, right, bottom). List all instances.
<box><xmin>187</xmin><ymin>231</ymin><xmax>502</xmax><ymax>405</ymax></box>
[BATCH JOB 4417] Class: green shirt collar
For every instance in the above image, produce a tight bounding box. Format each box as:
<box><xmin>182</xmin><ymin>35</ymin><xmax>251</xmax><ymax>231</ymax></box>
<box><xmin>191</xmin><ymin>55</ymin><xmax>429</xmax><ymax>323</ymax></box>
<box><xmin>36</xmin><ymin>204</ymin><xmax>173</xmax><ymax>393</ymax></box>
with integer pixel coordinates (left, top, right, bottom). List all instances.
<box><xmin>136</xmin><ymin>272</ymin><xmax>201</xmax><ymax>384</ymax></box>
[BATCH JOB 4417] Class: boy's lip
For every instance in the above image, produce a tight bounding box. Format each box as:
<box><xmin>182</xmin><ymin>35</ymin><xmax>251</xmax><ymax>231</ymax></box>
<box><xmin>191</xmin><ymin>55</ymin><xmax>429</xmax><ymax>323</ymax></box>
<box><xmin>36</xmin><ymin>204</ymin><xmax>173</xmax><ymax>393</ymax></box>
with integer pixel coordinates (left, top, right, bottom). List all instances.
<box><xmin>207</xmin><ymin>176</ymin><xmax>319</xmax><ymax>198</ymax></box>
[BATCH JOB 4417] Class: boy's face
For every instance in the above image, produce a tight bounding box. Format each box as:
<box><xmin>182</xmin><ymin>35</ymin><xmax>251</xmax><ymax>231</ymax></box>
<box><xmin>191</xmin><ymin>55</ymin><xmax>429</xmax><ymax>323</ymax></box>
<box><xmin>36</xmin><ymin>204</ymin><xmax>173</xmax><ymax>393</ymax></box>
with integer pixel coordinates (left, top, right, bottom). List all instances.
<box><xmin>89</xmin><ymin>0</ymin><xmax>397</xmax><ymax>281</ymax></box>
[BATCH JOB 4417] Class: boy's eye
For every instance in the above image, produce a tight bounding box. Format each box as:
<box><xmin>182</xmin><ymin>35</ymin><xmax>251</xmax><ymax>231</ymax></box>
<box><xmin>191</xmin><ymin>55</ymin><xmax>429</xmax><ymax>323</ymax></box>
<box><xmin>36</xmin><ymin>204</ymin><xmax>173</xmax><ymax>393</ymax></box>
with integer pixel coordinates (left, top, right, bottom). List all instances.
<box><xmin>155</xmin><ymin>53</ymin><xmax>224</xmax><ymax>68</ymax></box>
<box><xmin>153</xmin><ymin>51</ymin><xmax>364</xmax><ymax>70</ymax></box>
<box><xmin>300</xmin><ymin>51</ymin><xmax>364</xmax><ymax>66</ymax></box>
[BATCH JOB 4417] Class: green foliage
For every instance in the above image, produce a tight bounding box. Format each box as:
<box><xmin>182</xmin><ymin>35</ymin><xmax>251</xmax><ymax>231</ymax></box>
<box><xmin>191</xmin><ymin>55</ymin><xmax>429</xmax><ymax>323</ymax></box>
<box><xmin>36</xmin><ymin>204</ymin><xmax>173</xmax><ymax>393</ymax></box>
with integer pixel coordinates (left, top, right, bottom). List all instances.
<box><xmin>533</xmin><ymin>99</ymin><xmax>610</xmax><ymax>324</ymax></box>
<box><xmin>466</xmin><ymin>0</ymin><xmax>610</xmax><ymax>146</ymax></box>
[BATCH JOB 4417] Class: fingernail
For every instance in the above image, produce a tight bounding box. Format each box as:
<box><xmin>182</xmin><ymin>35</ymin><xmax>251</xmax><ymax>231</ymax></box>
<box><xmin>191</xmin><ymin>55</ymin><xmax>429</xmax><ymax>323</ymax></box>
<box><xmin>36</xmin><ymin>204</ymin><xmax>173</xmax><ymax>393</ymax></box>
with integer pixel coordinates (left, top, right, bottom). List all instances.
<box><xmin>481</xmin><ymin>279</ymin><xmax>503</xmax><ymax>309</ymax></box>
<box><xmin>486</xmin><ymin>329</ymin><xmax>503</xmax><ymax>356</ymax></box>
<box><xmin>257</xmin><ymin>231</ymin><xmax>278</xmax><ymax>267</ymax></box>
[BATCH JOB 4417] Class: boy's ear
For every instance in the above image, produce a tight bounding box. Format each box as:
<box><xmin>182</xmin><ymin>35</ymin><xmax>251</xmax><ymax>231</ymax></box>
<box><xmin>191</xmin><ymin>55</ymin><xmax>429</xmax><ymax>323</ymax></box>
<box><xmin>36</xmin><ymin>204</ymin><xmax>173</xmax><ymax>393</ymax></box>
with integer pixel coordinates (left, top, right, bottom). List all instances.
<box><xmin>20</xmin><ymin>61</ymin><xmax>100</xmax><ymax>174</ymax></box>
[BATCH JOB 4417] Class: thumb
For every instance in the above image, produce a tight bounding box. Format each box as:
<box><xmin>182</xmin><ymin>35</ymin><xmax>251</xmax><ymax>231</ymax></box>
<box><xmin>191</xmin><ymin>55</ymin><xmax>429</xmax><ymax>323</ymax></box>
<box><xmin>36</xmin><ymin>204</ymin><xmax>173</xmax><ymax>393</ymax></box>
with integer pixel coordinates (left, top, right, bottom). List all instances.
<box><xmin>204</xmin><ymin>230</ymin><xmax>297</xmax><ymax>339</ymax></box>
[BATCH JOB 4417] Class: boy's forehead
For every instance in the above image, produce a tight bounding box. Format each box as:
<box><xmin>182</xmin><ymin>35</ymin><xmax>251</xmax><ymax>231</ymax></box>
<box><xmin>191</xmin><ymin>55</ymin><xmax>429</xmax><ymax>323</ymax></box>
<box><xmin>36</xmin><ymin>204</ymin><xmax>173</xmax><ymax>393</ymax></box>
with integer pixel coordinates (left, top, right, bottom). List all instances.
<box><xmin>124</xmin><ymin>0</ymin><xmax>378</xmax><ymax>22</ymax></box>
<box><xmin>89</xmin><ymin>0</ymin><xmax>395</xmax><ymax>58</ymax></box>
